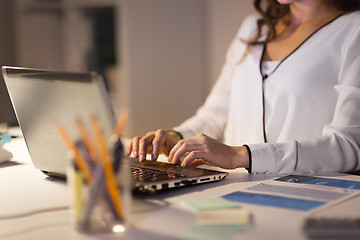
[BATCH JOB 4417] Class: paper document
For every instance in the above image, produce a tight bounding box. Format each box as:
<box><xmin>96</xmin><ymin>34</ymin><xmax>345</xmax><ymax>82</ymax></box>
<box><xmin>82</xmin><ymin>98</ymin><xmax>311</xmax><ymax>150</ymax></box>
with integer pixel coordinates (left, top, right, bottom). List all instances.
<box><xmin>222</xmin><ymin>175</ymin><xmax>360</xmax><ymax>212</ymax></box>
<box><xmin>246</xmin><ymin>183</ymin><xmax>348</xmax><ymax>202</ymax></box>
<box><xmin>223</xmin><ymin>191</ymin><xmax>325</xmax><ymax>211</ymax></box>
<box><xmin>275</xmin><ymin>175</ymin><xmax>360</xmax><ymax>190</ymax></box>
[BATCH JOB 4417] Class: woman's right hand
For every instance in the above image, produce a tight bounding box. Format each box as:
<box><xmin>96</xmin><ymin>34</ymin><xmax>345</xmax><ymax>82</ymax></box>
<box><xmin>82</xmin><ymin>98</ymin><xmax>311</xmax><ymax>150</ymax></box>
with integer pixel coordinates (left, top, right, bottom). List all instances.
<box><xmin>126</xmin><ymin>129</ymin><xmax>182</xmax><ymax>162</ymax></box>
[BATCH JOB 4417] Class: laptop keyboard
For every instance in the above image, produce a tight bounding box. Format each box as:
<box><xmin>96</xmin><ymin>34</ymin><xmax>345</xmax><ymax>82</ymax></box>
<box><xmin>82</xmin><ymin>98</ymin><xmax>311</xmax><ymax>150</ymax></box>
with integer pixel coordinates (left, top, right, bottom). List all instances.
<box><xmin>131</xmin><ymin>167</ymin><xmax>186</xmax><ymax>182</ymax></box>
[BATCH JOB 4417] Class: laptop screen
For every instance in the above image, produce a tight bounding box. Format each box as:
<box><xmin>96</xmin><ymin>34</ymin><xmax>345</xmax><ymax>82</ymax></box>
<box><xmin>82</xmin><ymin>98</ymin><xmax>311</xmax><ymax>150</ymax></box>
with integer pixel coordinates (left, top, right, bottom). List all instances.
<box><xmin>2</xmin><ymin>66</ymin><xmax>116</xmax><ymax>175</ymax></box>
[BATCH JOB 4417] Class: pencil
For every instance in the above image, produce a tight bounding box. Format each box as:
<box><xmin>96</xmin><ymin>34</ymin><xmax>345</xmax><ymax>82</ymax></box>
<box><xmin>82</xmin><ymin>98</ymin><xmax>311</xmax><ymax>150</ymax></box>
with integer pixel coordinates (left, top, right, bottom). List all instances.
<box><xmin>109</xmin><ymin>110</ymin><xmax>129</xmax><ymax>146</ymax></box>
<box><xmin>56</xmin><ymin>125</ymin><xmax>93</xmax><ymax>183</ymax></box>
<box><xmin>74</xmin><ymin>169</ymin><xmax>85</xmax><ymax>221</ymax></box>
<box><xmin>91</xmin><ymin>116</ymin><xmax>125</xmax><ymax>219</ymax></box>
<box><xmin>114</xmin><ymin>110</ymin><xmax>129</xmax><ymax>138</ymax></box>
<box><xmin>75</xmin><ymin>118</ymin><xmax>99</xmax><ymax>164</ymax></box>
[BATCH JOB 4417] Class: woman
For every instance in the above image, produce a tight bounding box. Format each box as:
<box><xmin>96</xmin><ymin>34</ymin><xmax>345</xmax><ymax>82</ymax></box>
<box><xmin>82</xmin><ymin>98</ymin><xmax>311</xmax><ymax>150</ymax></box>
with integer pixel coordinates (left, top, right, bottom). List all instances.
<box><xmin>127</xmin><ymin>0</ymin><xmax>360</xmax><ymax>174</ymax></box>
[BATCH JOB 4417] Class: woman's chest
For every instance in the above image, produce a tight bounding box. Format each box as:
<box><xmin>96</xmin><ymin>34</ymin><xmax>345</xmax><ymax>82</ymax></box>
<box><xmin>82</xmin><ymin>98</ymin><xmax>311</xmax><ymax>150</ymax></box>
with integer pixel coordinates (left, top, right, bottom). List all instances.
<box><xmin>230</xmin><ymin>43</ymin><xmax>340</xmax><ymax>101</ymax></box>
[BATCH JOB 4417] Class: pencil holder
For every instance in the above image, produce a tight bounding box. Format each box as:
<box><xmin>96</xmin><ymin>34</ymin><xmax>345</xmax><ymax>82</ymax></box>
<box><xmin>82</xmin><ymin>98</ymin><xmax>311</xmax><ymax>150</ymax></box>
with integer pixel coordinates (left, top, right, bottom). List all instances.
<box><xmin>66</xmin><ymin>139</ymin><xmax>132</xmax><ymax>234</ymax></box>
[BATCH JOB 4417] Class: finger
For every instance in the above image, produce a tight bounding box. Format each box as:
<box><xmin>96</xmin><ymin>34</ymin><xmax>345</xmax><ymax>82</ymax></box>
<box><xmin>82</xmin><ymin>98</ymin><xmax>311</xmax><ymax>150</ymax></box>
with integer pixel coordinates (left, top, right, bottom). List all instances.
<box><xmin>168</xmin><ymin>139</ymin><xmax>195</xmax><ymax>161</ymax></box>
<box><xmin>181</xmin><ymin>151</ymin><xmax>206</xmax><ymax>167</ymax></box>
<box><xmin>167</xmin><ymin>141</ymin><xmax>180</xmax><ymax>162</ymax></box>
<box><xmin>169</xmin><ymin>141</ymin><xmax>205</xmax><ymax>165</ymax></box>
<box><xmin>151</xmin><ymin>129</ymin><xmax>167</xmax><ymax>161</ymax></box>
<box><xmin>126</xmin><ymin>141</ymin><xmax>133</xmax><ymax>156</ymax></box>
<box><xmin>168</xmin><ymin>139</ymin><xmax>189</xmax><ymax>164</ymax></box>
<box><xmin>187</xmin><ymin>158</ymin><xmax>206</xmax><ymax>167</ymax></box>
<box><xmin>139</xmin><ymin>134</ymin><xmax>155</xmax><ymax>162</ymax></box>
<box><xmin>132</xmin><ymin>136</ymin><xmax>141</xmax><ymax>158</ymax></box>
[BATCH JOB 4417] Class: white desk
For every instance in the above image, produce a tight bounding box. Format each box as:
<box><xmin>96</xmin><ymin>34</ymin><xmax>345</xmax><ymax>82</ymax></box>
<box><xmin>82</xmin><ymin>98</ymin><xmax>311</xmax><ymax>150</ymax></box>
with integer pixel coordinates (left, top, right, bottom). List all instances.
<box><xmin>1</xmin><ymin>135</ymin><xmax>360</xmax><ymax>240</ymax></box>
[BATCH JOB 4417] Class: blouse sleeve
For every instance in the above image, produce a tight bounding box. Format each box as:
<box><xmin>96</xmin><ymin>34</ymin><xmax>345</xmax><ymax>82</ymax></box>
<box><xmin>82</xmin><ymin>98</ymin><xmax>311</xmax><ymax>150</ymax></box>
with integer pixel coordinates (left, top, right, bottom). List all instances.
<box><xmin>249</xmin><ymin>25</ymin><xmax>360</xmax><ymax>174</ymax></box>
<box><xmin>173</xmin><ymin>15</ymin><xmax>259</xmax><ymax>140</ymax></box>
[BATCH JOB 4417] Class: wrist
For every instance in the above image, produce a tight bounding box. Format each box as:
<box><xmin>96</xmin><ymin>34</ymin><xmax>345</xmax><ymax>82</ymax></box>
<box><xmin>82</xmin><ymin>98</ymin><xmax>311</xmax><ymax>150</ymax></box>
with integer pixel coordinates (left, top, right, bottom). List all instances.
<box><xmin>167</xmin><ymin>130</ymin><xmax>183</xmax><ymax>142</ymax></box>
<box><xmin>232</xmin><ymin>146</ymin><xmax>250</xmax><ymax>169</ymax></box>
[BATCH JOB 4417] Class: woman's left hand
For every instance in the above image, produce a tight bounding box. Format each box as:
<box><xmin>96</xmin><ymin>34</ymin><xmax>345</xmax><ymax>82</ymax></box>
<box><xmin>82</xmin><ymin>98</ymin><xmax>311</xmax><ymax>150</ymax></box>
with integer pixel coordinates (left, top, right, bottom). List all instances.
<box><xmin>167</xmin><ymin>133</ymin><xmax>249</xmax><ymax>169</ymax></box>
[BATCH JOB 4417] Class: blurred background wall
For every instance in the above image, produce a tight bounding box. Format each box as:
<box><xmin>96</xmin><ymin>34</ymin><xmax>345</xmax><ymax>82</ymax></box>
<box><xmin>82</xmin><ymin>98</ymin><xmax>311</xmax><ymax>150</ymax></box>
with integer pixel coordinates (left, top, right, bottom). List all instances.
<box><xmin>0</xmin><ymin>0</ymin><xmax>254</xmax><ymax>137</ymax></box>
<box><xmin>0</xmin><ymin>0</ymin><xmax>17</xmax><ymax>125</ymax></box>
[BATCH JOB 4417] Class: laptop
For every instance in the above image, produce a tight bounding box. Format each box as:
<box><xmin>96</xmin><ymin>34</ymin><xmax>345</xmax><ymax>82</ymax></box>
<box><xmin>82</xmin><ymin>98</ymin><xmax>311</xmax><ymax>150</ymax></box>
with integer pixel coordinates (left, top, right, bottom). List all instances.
<box><xmin>2</xmin><ymin>66</ymin><xmax>228</xmax><ymax>192</ymax></box>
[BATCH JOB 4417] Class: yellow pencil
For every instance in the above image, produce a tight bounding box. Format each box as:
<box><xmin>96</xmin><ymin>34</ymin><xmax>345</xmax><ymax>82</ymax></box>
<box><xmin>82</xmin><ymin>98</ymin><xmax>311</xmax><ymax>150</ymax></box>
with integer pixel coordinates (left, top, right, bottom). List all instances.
<box><xmin>56</xmin><ymin>125</ymin><xmax>93</xmax><ymax>183</ymax></box>
<box><xmin>91</xmin><ymin>116</ymin><xmax>125</xmax><ymax>219</ymax></box>
<box><xmin>73</xmin><ymin>170</ymin><xmax>85</xmax><ymax>221</ymax></box>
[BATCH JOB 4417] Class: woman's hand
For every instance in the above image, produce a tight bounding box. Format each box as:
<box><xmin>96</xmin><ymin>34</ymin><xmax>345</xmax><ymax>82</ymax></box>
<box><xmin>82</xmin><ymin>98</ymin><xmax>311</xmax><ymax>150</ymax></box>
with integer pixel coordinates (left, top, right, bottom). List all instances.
<box><xmin>126</xmin><ymin>129</ymin><xmax>182</xmax><ymax>162</ymax></box>
<box><xmin>168</xmin><ymin>133</ymin><xmax>249</xmax><ymax>169</ymax></box>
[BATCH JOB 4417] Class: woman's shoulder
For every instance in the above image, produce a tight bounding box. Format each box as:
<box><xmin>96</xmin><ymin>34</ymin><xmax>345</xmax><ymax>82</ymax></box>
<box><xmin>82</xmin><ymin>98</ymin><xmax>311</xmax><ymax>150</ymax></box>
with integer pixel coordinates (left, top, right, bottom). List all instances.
<box><xmin>338</xmin><ymin>10</ymin><xmax>360</xmax><ymax>28</ymax></box>
<box><xmin>333</xmin><ymin>11</ymin><xmax>360</xmax><ymax>45</ymax></box>
<box><xmin>234</xmin><ymin>14</ymin><xmax>261</xmax><ymax>40</ymax></box>
<box><xmin>343</xmin><ymin>10</ymin><xmax>360</xmax><ymax>19</ymax></box>
<box><xmin>223</xmin><ymin>14</ymin><xmax>262</xmax><ymax>64</ymax></box>
<box><xmin>241</xmin><ymin>14</ymin><xmax>261</xmax><ymax>26</ymax></box>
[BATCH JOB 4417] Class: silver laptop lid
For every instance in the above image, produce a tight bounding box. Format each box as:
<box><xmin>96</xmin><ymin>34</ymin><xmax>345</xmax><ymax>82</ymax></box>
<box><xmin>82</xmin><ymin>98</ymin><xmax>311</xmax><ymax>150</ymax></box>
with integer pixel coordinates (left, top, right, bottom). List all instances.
<box><xmin>2</xmin><ymin>66</ymin><xmax>115</xmax><ymax>175</ymax></box>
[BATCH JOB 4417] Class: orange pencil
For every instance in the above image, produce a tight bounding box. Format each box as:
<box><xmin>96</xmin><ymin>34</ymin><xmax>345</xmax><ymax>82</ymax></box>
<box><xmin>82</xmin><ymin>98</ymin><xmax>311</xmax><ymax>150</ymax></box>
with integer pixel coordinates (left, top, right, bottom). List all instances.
<box><xmin>114</xmin><ymin>110</ymin><xmax>129</xmax><ymax>138</ymax></box>
<box><xmin>91</xmin><ymin>116</ymin><xmax>124</xmax><ymax>219</ymax></box>
<box><xmin>109</xmin><ymin>110</ymin><xmax>129</xmax><ymax>146</ymax></box>
<box><xmin>56</xmin><ymin>125</ymin><xmax>93</xmax><ymax>183</ymax></box>
<box><xmin>75</xmin><ymin>118</ymin><xmax>99</xmax><ymax>164</ymax></box>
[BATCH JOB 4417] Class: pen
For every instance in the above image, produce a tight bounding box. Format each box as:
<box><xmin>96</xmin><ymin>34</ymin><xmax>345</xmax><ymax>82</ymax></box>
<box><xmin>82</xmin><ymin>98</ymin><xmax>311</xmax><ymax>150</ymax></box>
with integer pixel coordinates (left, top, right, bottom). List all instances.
<box><xmin>112</xmin><ymin>139</ymin><xmax>124</xmax><ymax>173</ymax></box>
<box><xmin>75</xmin><ymin>140</ymin><xmax>95</xmax><ymax>177</ymax></box>
<box><xmin>110</xmin><ymin>111</ymin><xmax>128</xmax><ymax>173</ymax></box>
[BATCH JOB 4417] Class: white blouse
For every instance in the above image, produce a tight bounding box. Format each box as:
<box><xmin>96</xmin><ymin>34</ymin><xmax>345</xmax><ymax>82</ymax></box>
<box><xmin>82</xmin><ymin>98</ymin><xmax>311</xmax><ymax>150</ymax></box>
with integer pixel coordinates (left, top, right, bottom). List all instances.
<box><xmin>174</xmin><ymin>11</ymin><xmax>360</xmax><ymax>174</ymax></box>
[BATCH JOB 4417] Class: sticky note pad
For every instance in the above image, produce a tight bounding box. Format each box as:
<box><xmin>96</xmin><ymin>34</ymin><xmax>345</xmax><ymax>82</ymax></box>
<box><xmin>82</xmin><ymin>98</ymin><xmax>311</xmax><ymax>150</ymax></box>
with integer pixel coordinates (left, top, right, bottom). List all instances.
<box><xmin>181</xmin><ymin>198</ymin><xmax>252</xmax><ymax>226</ymax></box>
<box><xmin>197</xmin><ymin>208</ymin><xmax>251</xmax><ymax>225</ymax></box>
<box><xmin>181</xmin><ymin>198</ymin><xmax>240</xmax><ymax>213</ymax></box>
<box><xmin>178</xmin><ymin>224</ymin><xmax>252</xmax><ymax>240</ymax></box>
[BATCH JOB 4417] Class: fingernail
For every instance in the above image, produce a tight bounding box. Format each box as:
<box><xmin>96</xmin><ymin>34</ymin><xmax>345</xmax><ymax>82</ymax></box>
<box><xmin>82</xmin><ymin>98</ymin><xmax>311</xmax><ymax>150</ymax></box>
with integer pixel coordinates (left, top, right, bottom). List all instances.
<box><xmin>139</xmin><ymin>154</ymin><xmax>144</xmax><ymax>162</ymax></box>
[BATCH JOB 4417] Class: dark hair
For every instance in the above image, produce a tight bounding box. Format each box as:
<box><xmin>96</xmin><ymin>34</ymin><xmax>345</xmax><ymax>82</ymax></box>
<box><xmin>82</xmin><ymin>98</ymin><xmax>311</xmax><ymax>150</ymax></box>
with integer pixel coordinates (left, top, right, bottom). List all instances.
<box><xmin>249</xmin><ymin>0</ymin><xmax>360</xmax><ymax>46</ymax></box>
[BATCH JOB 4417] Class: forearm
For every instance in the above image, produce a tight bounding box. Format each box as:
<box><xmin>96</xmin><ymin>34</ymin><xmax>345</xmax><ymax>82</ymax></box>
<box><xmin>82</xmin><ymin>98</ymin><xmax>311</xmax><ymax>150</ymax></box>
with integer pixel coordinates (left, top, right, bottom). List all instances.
<box><xmin>248</xmin><ymin>132</ymin><xmax>360</xmax><ymax>174</ymax></box>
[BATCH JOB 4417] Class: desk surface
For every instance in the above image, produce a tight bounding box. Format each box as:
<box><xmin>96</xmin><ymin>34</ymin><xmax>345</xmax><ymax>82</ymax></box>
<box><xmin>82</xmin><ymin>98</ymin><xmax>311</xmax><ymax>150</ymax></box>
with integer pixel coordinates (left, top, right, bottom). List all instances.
<box><xmin>1</xmin><ymin>134</ymin><xmax>360</xmax><ymax>240</ymax></box>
